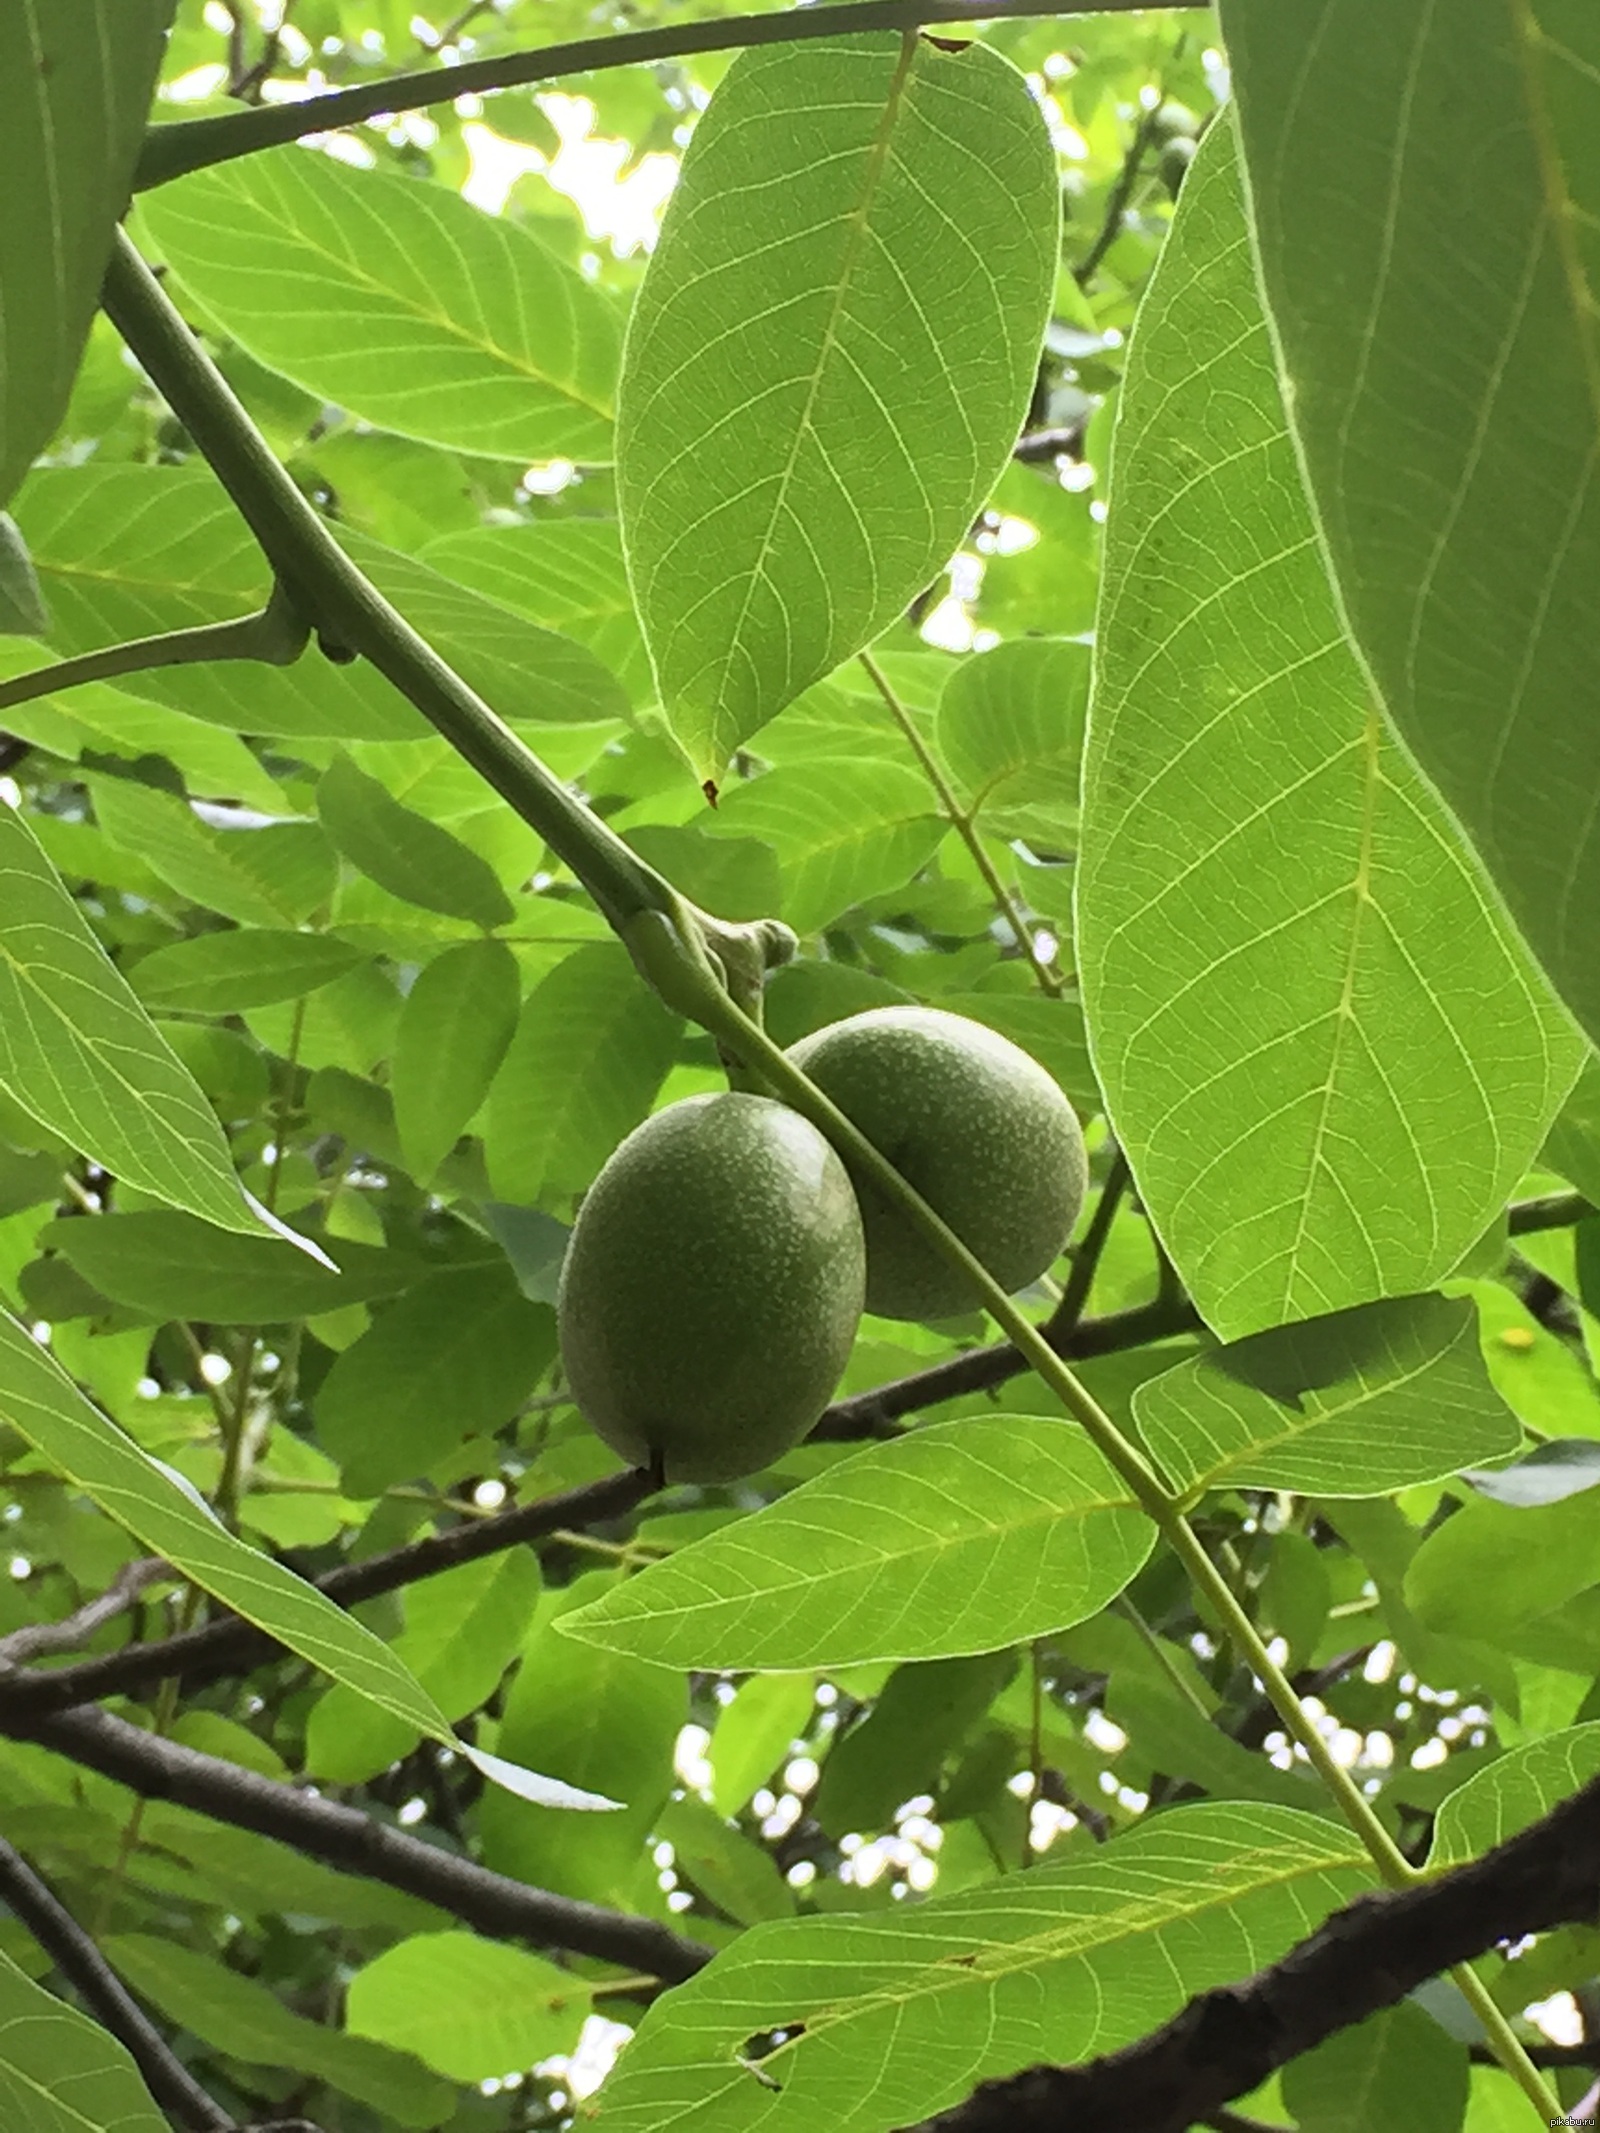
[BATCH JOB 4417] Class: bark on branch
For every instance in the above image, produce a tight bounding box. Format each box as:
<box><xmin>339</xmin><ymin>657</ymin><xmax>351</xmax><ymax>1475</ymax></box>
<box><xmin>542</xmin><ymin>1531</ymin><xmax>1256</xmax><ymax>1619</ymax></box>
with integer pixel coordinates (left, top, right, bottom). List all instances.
<box><xmin>0</xmin><ymin>1702</ymin><xmax>713</xmax><ymax>1985</ymax></box>
<box><xmin>907</xmin><ymin>1771</ymin><xmax>1600</xmax><ymax>2133</ymax></box>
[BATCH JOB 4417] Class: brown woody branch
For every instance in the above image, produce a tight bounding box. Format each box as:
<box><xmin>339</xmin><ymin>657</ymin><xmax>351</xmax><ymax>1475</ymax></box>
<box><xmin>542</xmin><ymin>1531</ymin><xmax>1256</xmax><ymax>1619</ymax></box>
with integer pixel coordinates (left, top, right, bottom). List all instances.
<box><xmin>0</xmin><ymin>1297</ymin><xmax>1192</xmax><ymax>1718</ymax></box>
<box><xmin>135</xmin><ymin>0</ymin><xmax>1155</xmax><ymax>191</ymax></box>
<box><xmin>0</xmin><ymin>1701</ymin><xmax>712</xmax><ymax>1985</ymax></box>
<box><xmin>0</xmin><ymin>1834</ymin><xmax>237</xmax><ymax>2133</ymax></box>
<box><xmin>906</xmin><ymin>1770</ymin><xmax>1600</xmax><ymax>2133</ymax></box>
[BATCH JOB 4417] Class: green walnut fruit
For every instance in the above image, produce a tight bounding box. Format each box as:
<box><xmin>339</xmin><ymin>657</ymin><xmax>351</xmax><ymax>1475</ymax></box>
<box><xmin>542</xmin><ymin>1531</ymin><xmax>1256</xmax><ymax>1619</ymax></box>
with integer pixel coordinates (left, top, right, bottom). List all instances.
<box><xmin>787</xmin><ymin>1006</ymin><xmax>1087</xmax><ymax>1322</ymax></box>
<box><xmin>557</xmin><ymin>1092</ymin><xmax>865</xmax><ymax>1483</ymax></box>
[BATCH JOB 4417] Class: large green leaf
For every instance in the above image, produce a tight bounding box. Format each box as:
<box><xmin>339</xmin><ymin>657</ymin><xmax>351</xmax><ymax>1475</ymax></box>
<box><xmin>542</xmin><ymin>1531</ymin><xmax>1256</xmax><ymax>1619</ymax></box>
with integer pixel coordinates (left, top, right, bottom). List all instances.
<box><xmin>39</xmin><ymin>1210</ymin><xmax>419</xmax><ymax>1323</ymax></box>
<box><xmin>0</xmin><ymin>1308</ymin><xmax>474</xmax><ymax>1753</ymax></box>
<box><xmin>136</xmin><ymin>145</ymin><xmax>622</xmax><ymax>460</ymax></box>
<box><xmin>318</xmin><ymin>755</ymin><xmax>513</xmax><ymax>930</ymax></box>
<box><xmin>0</xmin><ymin>1</ymin><xmax>172</xmax><ymax>509</ymax></box>
<box><xmin>0</xmin><ymin>1944</ymin><xmax>164</xmax><ymax>2133</ymax></box>
<box><xmin>313</xmin><ymin>1264</ymin><xmax>556</xmax><ymax>1495</ymax></box>
<box><xmin>1431</xmin><ymin>1723</ymin><xmax>1600</xmax><ymax>1866</ymax></box>
<box><xmin>484</xmin><ymin>943</ymin><xmax>682</xmax><ymax>1208</ymax></box>
<box><xmin>586</xmin><ymin>1803</ymin><xmax>1368</xmax><ymax>2133</ymax></box>
<box><xmin>1077</xmin><ymin>122</ymin><xmax>1581</xmax><ymax>1339</ymax></box>
<box><xmin>15</xmin><ymin>464</ymin><xmax>627</xmax><ymax>738</ymax></box>
<box><xmin>1404</xmin><ymin>1481</ymin><xmax>1600</xmax><ymax>1643</ymax></box>
<box><xmin>305</xmin><ymin>1550</ymin><xmax>543</xmax><ymax>1785</ymax></box>
<box><xmin>708</xmin><ymin>761</ymin><xmax>946</xmax><ymax>935</ymax></box>
<box><xmin>1281</xmin><ymin>2002</ymin><xmax>1468</xmax><ymax>2133</ymax></box>
<box><xmin>558</xmin><ymin>1416</ymin><xmax>1154</xmax><ymax>1670</ymax></box>
<box><xmin>0</xmin><ymin>803</ymin><xmax>273</xmax><ymax>1237</ymax></box>
<box><xmin>346</xmin><ymin>1932</ymin><xmax>590</xmax><ymax>2084</ymax></box>
<box><xmin>103</xmin><ymin>1934</ymin><xmax>455</xmax><ymax>2127</ymax></box>
<box><xmin>392</xmin><ymin>938</ymin><xmax>522</xmax><ymax>1183</ymax></box>
<box><xmin>618</xmin><ymin>31</ymin><xmax>1059</xmax><ymax>783</ymax></box>
<box><xmin>1136</xmin><ymin>1292</ymin><xmax>1517</xmax><ymax>1500</ymax></box>
<box><xmin>1224</xmin><ymin>0</ymin><xmax>1600</xmax><ymax>1048</ymax></box>
<box><xmin>130</xmin><ymin>927</ymin><xmax>367</xmax><ymax>1014</ymax></box>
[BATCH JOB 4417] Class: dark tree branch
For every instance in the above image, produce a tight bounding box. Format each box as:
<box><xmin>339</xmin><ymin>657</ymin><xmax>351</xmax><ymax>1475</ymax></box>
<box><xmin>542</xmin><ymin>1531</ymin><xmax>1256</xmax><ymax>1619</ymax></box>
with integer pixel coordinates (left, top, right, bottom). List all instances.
<box><xmin>812</xmin><ymin>1293</ymin><xmax>1202</xmax><ymax>1440</ymax></box>
<box><xmin>1012</xmin><ymin>422</ymin><xmax>1087</xmax><ymax>465</ymax></box>
<box><xmin>0</xmin><ymin>1834</ymin><xmax>235</xmax><ymax>2133</ymax></box>
<box><xmin>906</xmin><ymin>1770</ymin><xmax>1600</xmax><ymax>2133</ymax></box>
<box><xmin>134</xmin><ymin>0</ymin><xmax>1156</xmax><ymax>190</ymax></box>
<box><xmin>0</xmin><ymin>1702</ymin><xmax>713</xmax><ymax>1985</ymax></box>
<box><xmin>0</xmin><ymin>1297</ymin><xmax>1189</xmax><ymax>1718</ymax></box>
<box><xmin>0</xmin><ymin>1468</ymin><xmax>653</xmax><ymax>1717</ymax></box>
<box><xmin>1073</xmin><ymin>97</ymin><xmax>1166</xmax><ymax>289</ymax></box>
<box><xmin>0</xmin><ymin>1558</ymin><xmax>168</xmax><ymax>1665</ymax></box>
<box><xmin>1508</xmin><ymin>1189</ymin><xmax>1595</xmax><ymax>1235</ymax></box>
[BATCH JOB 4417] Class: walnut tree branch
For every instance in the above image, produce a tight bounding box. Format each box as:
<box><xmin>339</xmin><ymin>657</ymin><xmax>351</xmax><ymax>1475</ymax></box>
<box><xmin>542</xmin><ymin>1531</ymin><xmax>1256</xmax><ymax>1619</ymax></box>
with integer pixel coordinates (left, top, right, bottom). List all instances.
<box><xmin>0</xmin><ymin>1833</ymin><xmax>235</xmax><ymax>2133</ymax></box>
<box><xmin>0</xmin><ymin>1702</ymin><xmax>712</xmax><ymax>1985</ymax></box>
<box><xmin>135</xmin><ymin>0</ymin><xmax>1154</xmax><ymax>190</ymax></box>
<box><xmin>905</xmin><ymin>1769</ymin><xmax>1600</xmax><ymax>2133</ymax></box>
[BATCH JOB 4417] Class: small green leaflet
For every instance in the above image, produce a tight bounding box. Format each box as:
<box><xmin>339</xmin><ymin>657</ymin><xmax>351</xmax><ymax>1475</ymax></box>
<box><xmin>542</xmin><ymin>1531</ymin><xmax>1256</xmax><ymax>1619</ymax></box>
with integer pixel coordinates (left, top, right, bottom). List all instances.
<box><xmin>393</xmin><ymin>938</ymin><xmax>522</xmax><ymax>1182</ymax></box>
<box><xmin>0</xmin><ymin>1943</ymin><xmax>165</xmax><ymax>2133</ymax></box>
<box><xmin>586</xmin><ymin>1803</ymin><xmax>1368</xmax><ymax>2133</ymax></box>
<box><xmin>136</xmin><ymin>145</ymin><xmax>623</xmax><ymax>461</ymax></box>
<box><xmin>0</xmin><ymin>514</ymin><xmax>46</xmax><ymax>633</ymax></box>
<box><xmin>318</xmin><ymin>755</ymin><xmax>514</xmax><ymax>930</ymax></box>
<box><xmin>1281</xmin><ymin>2002</ymin><xmax>1467</xmax><ymax>2133</ymax></box>
<box><xmin>558</xmin><ymin>1416</ymin><xmax>1154</xmax><ymax>1670</ymax></box>
<box><xmin>103</xmin><ymin>1934</ymin><xmax>455</xmax><ymax>2127</ymax></box>
<box><xmin>1430</xmin><ymin>1723</ymin><xmax>1600</xmax><ymax>1867</ymax></box>
<box><xmin>0</xmin><ymin>0</ymin><xmax>172</xmax><ymax>509</ymax></box>
<box><xmin>1135</xmin><ymin>1292</ymin><xmax>1518</xmax><ymax>1500</ymax></box>
<box><xmin>346</xmin><ymin>1932</ymin><xmax>590</xmax><ymax>2084</ymax></box>
<box><xmin>1225</xmin><ymin>0</ymin><xmax>1600</xmax><ymax>1050</ymax></box>
<box><xmin>935</xmin><ymin>636</ymin><xmax>1089</xmax><ymax>846</ymax></box>
<box><xmin>1076</xmin><ymin>120</ymin><xmax>1582</xmax><ymax>1339</ymax></box>
<box><xmin>131</xmin><ymin>928</ymin><xmax>367</xmax><ymax>1014</ymax></box>
<box><xmin>0</xmin><ymin>803</ymin><xmax>279</xmax><ymax>1239</ymax></box>
<box><xmin>618</xmin><ymin>31</ymin><xmax>1059</xmax><ymax>784</ymax></box>
<box><xmin>0</xmin><ymin>1312</ymin><xmax>612</xmax><ymax>1812</ymax></box>
<box><xmin>485</xmin><ymin>943</ymin><xmax>683</xmax><ymax>1207</ymax></box>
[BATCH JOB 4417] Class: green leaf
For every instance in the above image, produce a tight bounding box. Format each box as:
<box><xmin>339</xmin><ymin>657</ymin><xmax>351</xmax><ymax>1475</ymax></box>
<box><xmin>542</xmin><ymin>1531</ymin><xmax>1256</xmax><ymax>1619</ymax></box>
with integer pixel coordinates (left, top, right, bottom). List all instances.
<box><xmin>0</xmin><ymin>1306</ymin><xmax>461</xmax><ymax>1751</ymax></box>
<box><xmin>0</xmin><ymin>516</ymin><xmax>46</xmax><ymax>634</ymax></box>
<box><xmin>313</xmin><ymin>1265</ymin><xmax>557</xmax><ymax>1495</ymax></box>
<box><xmin>1431</xmin><ymin>1723</ymin><xmax>1600</xmax><ymax>1867</ymax></box>
<box><xmin>102</xmin><ymin>1933</ymin><xmax>455</xmax><ymax>2128</ymax></box>
<box><xmin>936</xmin><ymin>637</ymin><xmax>1089</xmax><ymax>843</ymax></box>
<box><xmin>342</xmin><ymin>524</ymin><xmax>631</xmax><ymax>730</ymax></box>
<box><xmin>0</xmin><ymin>1943</ymin><xmax>164</xmax><ymax>2133</ymax></box>
<box><xmin>1224</xmin><ymin>0</ymin><xmax>1600</xmax><ymax>1048</ymax></box>
<box><xmin>393</xmin><ymin>938</ymin><xmax>522</xmax><ymax>1182</ymax></box>
<box><xmin>1281</xmin><ymin>2001</ymin><xmax>1468</xmax><ymax>2133</ymax></box>
<box><xmin>15</xmin><ymin>464</ymin><xmax>424</xmax><ymax>742</ymax></box>
<box><xmin>656</xmin><ymin>1792</ymin><xmax>796</xmax><ymax>1925</ymax></box>
<box><xmin>0</xmin><ymin>1</ymin><xmax>172</xmax><ymax>509</ymax></box>
<box><xmin>130</xmin><ymin>927</ymin><xmax>366</xmax><ymax>1014</ymax></box>
<box><xmin>709</xmin><ymin>761</ymin><xmax>946</xmax><ymax>935</ymax></box>
<box><xmin>346</xmin><ymin>1931</ymin><xmax>590</xmax><ymax>2084</ymax></box>
<box><xmin>1076</xmin><ymin>121</ymin><xmax>1581</xmax><ymax>1339</ymax></box>
<box><xmin>92</xmin><ymin>778</ymin><xmax>323</xmax><ymax>928</ymax></box>
<box><xmin>585</xmin><ymin>1803</ymin><xmax>1368</xmax><ymax>2133</ymax></box>
<box><xmin>421</xmin><ymin>518</ymin><xmax>651</xmax><ymax>703</ymax></box>
<box><xmin>137</xmin><ymin>145</ymin><xmax>622</xmax><ymax>460</ymax></box>
<box><xmin>1404</xmin><ymin>1482</ymin><xmax>1600</xmax><ymax>1643</ymax></box>
<box><xmin>814</xmin><ymin>1651</ymin><xmax>1016</xmax><ymax>1838</ymax></box>
<box><xmin>485</xmin><ymin>942</ymin><xmax>683</xmax><ymax>1207</ymax></box>
<box><xmin>0</xmin><ymin>803</ymin><xmax>272</xmax><ymax>1237</ymax></box>
<box><xmin>618</xmin><ymin>31</ymin><xmax>1059</xmax><ymax>781</ymax></box>
<box><xmin>482</xmin><ymin>1574</ymin><xmax>685</xmax><ymax>1908</ymax></box>
<box><xmin>558</xmin><ymin>1416</ymin><xmax>1154</xmax><ymax>1671</ymax></box>
<box><xmin>709</xmin><ymin>1672</ymin><xmax>817</xmax><ymax>1818</ymax></box>
<box><xmin>305</xmin><ymin>1549</ymin><xmax>543</xmax><ymax>1783</ymax></box>
<box><xmin>1136</xmin><ymin>1293</ymin><xmax>1517</xmax><ymax>1500</ymax></box>
<box><xmin>39</xmin><ymin>1210</ymin><xmax>419</xmax><ymax>1323</ymax></box>
<box><xmin>318</xmin><ymin>754</ymin><xmax>514</xmax><ymax>929</ymax></box>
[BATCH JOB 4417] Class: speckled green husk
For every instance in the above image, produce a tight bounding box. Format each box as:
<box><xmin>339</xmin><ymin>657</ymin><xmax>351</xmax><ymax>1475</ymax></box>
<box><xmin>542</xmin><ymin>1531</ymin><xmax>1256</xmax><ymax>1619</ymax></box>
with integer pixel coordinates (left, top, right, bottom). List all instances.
<box><xmin>558</xmin><ymin>1092</ymin><xmax>866</xmax><ymax>1483</ymax></box>
<box><xmin>788</xmin><ymin>1006</ymin><xmax>1087</xmax><ymax>1322</ymax></box>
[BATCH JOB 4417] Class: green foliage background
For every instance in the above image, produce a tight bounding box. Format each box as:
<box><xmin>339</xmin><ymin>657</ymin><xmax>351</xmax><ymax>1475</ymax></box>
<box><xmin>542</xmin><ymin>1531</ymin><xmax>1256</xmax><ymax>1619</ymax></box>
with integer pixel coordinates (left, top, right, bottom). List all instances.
<box><xmin>1</xmin><ymin>2</ymin><xmax>1599</xmax><ymax>2130</ymax></box>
